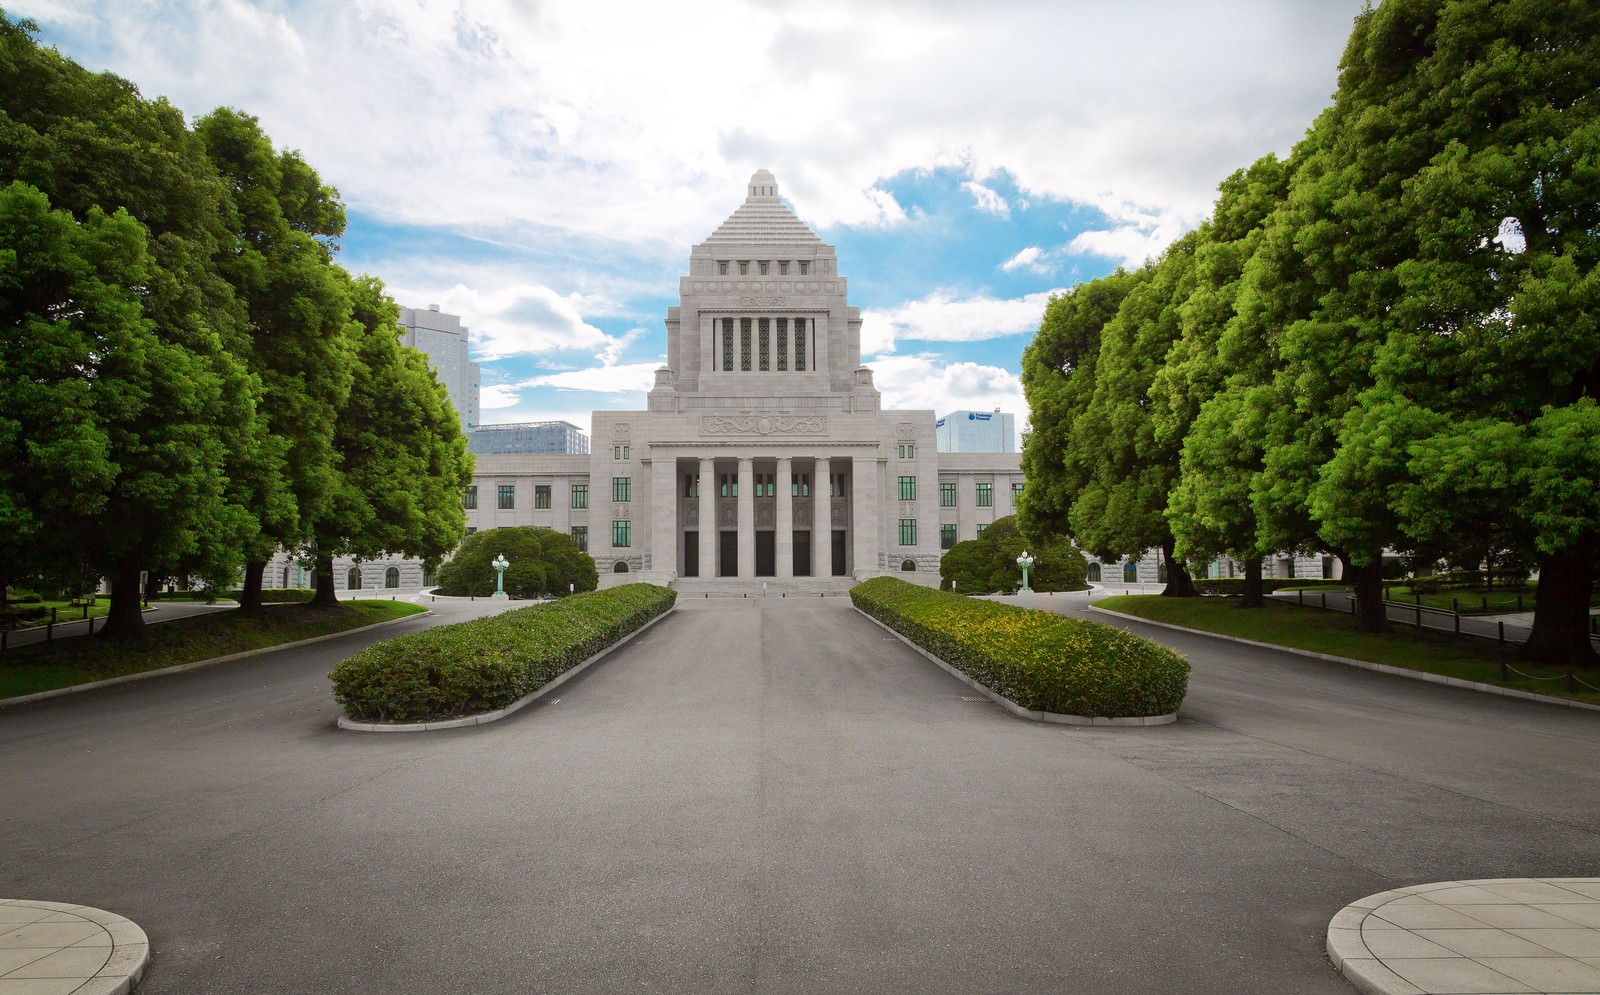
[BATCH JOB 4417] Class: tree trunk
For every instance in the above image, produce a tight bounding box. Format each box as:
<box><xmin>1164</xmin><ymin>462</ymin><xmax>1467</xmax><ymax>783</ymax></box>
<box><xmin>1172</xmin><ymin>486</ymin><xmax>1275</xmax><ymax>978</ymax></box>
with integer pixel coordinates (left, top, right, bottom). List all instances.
<box><xmin>143</xmin><ymin>571</ymin><xmax>161</xmax><ymax>603</ymax></box>
<box><xmin>1159</xmin><ymin>540</ymin><xmax>1199</xmax><ymax>597</ymax></box>
<box><xmin>1241</xmin><ymin>556</ymin><xmax>1265</xmax><ymax>608</ymax></box>
<box><xmin>238</xmin><ymin>560</ymin><xmax>266</xmax><ymax>614</ymax></box>
<box><xmin>311</xmin><ymin>554</ymin><xmax>340</xmax><ymax>608</ymax></box>
<box><xmin>1346</xmin><ymin>557</ymin><xmax>1389</xmax><ymax>634</ymax></box>
<box><xmin>100</xmin><ymin>559</ymin><xmax>147</xmax><ymax>639</ymax></box>
<box><xmin>1521</xmin><ymin>553</ymin><xmax>1598</xmax><ymax>669</ymax></box>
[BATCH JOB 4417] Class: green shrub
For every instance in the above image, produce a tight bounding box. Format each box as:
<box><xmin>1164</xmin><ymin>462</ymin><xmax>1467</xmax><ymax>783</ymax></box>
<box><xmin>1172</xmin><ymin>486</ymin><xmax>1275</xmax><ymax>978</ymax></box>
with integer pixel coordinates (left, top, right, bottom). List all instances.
<box><xmin>1190</xmin><ymin>577</ymin><xmax>1347</xmax><ymax>596</ymax></box>
<box><xmin>222</xmin><ymin>588</ymin><xmax>315</xmax><ymax>603</ymax></box>
<box><xmin>939</xmin><ymin>516</ymin><xmax>1087</xmax><ymax>593</ymax></box>
<box><xmin>851</xmin><ymin>576</ymin><xmax>1188</xmax><ymax>718</ymax></box>
<box><xmin>437</xmin><ymin>526</ymin><xmax>598</xmax><ymax>598</ymax></box>
<box><xmin>330</xmin><ymin>583</ymin><xmax>674</xmax><ymax>722</ymax></box>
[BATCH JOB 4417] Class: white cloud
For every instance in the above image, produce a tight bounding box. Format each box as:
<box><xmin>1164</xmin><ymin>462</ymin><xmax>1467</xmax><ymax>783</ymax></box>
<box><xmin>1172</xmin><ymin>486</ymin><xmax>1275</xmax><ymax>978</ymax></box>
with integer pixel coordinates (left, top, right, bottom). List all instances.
<box><xmin>517</xmin><ymin>362</ymin><xmax>659</xmax><ymax>394</ymax></box>
<box><xmin>860</xmin><ymin>289</ymin><xmax>1060</xmax><ymax>354</ymax></box>
<box><xmin>867</xmin><ymin>355</ymin><xmax>1028</xmax><ymax>447</ymax></box>
<box><xmin>962</xmin><ymin>180</ymin><xmax>1009</xmax><ymax>218</ymax></box>
<box><xmin>386</xmin><ymin>278</ymin><xmax>621</xmax><ymax>361</ymax></box>
<box><xmin>478</xmin><ymin>384</ymin><xmax>523</xmax><ymax>409</ymax></box>
<box><xmin>1000</xmin><ymin>246</ymin><xmax>1044</xmax><ymax>273</ymax></box>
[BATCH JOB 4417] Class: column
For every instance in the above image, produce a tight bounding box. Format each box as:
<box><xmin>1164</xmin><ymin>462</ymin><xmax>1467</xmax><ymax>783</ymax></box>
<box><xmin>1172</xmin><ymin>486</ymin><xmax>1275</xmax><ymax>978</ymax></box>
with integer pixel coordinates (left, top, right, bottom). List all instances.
<box><xmin>737</xmin><ymin>457</ymin><xmax>755</xmax><ymax>578</ymax></box>
<box><xmin>650</xmin><ymin>456</ymin><xmax>678</xmax><ymax>579</ymax></box>
<box><xmin>851</xmin><ymin>454</ymin><xmax>879</xmax><ymax>579</ymax></box>
<box><xmin>813</xmin><ymin>457</ymin><xmax>830</xmax><ymax>577</ymax></box>
<box><xmin>775</xmin><ymin>457</ymin><xmax>793</xmax><ymax>578</ymax></box>
<box><xmin>698</xmin><ymin>456</ymin><xmax>716</xmax><ymax>579</ymax></box>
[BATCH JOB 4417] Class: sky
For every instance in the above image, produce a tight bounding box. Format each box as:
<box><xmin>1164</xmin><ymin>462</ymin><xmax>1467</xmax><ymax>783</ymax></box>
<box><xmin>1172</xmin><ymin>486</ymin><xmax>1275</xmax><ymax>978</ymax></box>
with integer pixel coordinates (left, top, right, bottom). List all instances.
<box><xmin>14</xmin><ymin>0</ymin><xmax>1368</xmax><ymax>447</ymax></box>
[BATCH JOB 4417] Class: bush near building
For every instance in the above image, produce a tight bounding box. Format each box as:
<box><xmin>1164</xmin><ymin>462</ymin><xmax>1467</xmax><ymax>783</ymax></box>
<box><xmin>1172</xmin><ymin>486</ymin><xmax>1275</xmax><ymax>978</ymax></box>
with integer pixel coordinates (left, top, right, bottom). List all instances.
<box><xmin>852</xmin><ymin>577</ymin><xmax>1188</xmax><ymax>718</ymax></box>
<box><xmin>436</xmin><ymin>526</ymin><xmax>597</xmax><ymax>599</ymax></box>
<box><xmin>938</xmin><ymin>516</ymin><xmax>1087</xmax><ymax>593</ymax></box>
<box><xmin>330</xmin><ymin>583</ymin><xmax>674</xmax><ymax>722</ymax></box>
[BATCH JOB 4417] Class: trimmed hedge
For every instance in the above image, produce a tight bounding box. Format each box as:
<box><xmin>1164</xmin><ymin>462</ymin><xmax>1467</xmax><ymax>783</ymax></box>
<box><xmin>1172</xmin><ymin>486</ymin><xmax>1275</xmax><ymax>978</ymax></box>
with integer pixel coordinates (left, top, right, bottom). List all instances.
<box><xmin>331</xmin><ymin>583</ymin><xmax>675</xmax><ymax>722</ymax></box>
<box><xmin>1190</xmin><ymin>577</ymin><xmax>1347</xmax><ymax>596</ymax></box>
<box><xmin>851</xmin><ymin>576</ymin><xmax>1188</xmax><ymax>718</ymax></box>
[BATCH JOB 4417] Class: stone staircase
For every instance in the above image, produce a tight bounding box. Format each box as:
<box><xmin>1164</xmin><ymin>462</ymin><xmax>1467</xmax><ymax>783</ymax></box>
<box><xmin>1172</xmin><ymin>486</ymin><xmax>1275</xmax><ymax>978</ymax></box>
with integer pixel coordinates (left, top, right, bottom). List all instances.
<box><xmin>669</xmin><ymin>577</ymin><xmax>858</xmax><ymax>598</ymax></box>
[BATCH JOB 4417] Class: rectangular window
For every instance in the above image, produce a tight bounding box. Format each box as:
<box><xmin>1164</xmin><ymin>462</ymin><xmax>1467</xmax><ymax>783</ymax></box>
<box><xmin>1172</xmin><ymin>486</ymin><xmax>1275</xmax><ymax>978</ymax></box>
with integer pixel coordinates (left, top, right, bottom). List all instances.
<box><xmin>940</xmin><ymin>482</ymin><xmax>956</xmax><ymax>507</ymax></box>
<box><xmin>898</xmin><ymin>519</ymin><xmax>917</xmax><ymax>546</ymax></box>
<box><xmin>740</xmin><ymin>318</ymin><xmax>752</xmax><ymax>371</ymax></box>
<box><xmin>685</xmin><ymin>474</ymin><xmax>698</xmax><ymax>498</ymax></box>
<box><xmin>497</xmin><ymin>484</ymin><xmax>515</xmax><ymax>509</ymax></box>
<box><xmin>462</xmin><ymin>485</ymin><xmax>478</xmax><ymax>510</ymax></box>
<box><xmin>791</xmin><ymin>474</ymin><xmax>809</xmax><ymax>497</ymax></box>
<box><xmin>721</xmin><ymin>317</ymin><xmax>734</xmax><ymax>371</ymax></box>
<box><xmin>534</xmin><ymin>485</ymin><xmax>551</xmax><ymax>510</ymax></box>
<box><xmin>778</xmin><ymin>260</ymin><xmax>789</xmax><ymax>275</ymax></box>
<box><xmin>613</xmin><ymin>444</ymin><xmax>629</xmax><ymax>460</ymax></box>
<box><xmin>794</xmin><ymin>317</ymin><xmax>806</xmax><ymax>371</ymax></box>
<box><xmin>720</xmin><ymin>474</ymin><xmax>738</xmax><ymax>498</ymax></box>
<box><xmin>1012</xmin><ymin>481</ymin><xmax>1025</xmax><ymax>497</ymax></box>
<box><xmin>976</xmin><ymin>482</ymin><xmax>993</xmax><ymax>508</ymax></box>
<box><xmin>897</xmin><ymin>475</ymin><xmax>916</xmax><ymax>501</ymax></box>
<box><xmin>941</xmin><ymin>524</ymin><xmax>957</xmax><ymax>549</ymax></box>
<box><xmin>718</xmin><ymin>260</ymin><xmax>728</xmax><ymax>275</ymax></box>
<box><xmin>758</xmin><ymin>260</ymin><xmax>769</xmax><ymax>275</ymax></box>
<box><xmin>799</xmin><ymin>260</ymin><xmax>809</xmax><ymax>275</ymax></box>
<box><xmin>831</xmin><ymin>473</ymin><xmax>846</xmax><ymax>497</ymax></box>
<box><xmin>738</xmin><ymin>260</ymin><xmax>749</xmax><ymax>275</ymax></box>
<box><xmin>612</xmin><ymin>476</ymin><xmax>631</xmax><ymax>503</ymax></box>
<box><xmin>571</xmin><ymin>484</ymin><xmax>588</xmax><ymax>509</ymax></box>
<box><xmin>612</xmin><ymin>520</ymin><xmax>631</xmax><ymax>547</ymax></box>
<box><xmin>758</xmin><ymin>318</ymin><xmax>770</xmax><ymax>371</ymax></box>
<box><xmin>976</xmin><ymin>523</ymin><xmax>988</xmax><ymax>538</ymax></box>
<box><xmin>571</xmin><ymin>526</ymin><xmax>587</xmax><ymax>552</ymax></box>
<box><xmin>777</xmin><ymin>318</ymin><xmax>788</xmax><ymax>371</ymax></box>
<box><xmin>898</xmin><ymin>443</ymin><xmax>915</xmax><ymax>459</ymax></box>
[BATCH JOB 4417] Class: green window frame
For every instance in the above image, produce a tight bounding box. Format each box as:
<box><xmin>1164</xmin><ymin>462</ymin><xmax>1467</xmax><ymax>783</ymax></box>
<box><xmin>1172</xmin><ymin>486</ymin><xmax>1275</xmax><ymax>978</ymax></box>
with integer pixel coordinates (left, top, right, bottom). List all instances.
<box><xmin>497</xmin><ymin>484</ymin><xmax>515</xmax><ymax>509</ymax></box>
<box><xmin>612</xmin><ymin>520</ymin><xmax>631</xmax><ymax>547</ymax></box>
<box><xmin>462</xmin><ymin>485</ymin><xmax>477</xmax><ymax>510</ymax></box>
<box><xmin>976</xmin><ymin>482</ymin><xmax>993</xmax><ymax>508</ymax></box>
<box><xmin>534</xmin><ymin>485</ymin><xmax>551</xmax><ymax>510</ymax></box>
<box><xmin>939</xmin><ymin>482</ymin><xmax>956</xmax><ymax>507</ymax></box>
<box><xmin>571</xmin><ymin>526</ymin><xmax>587</xmax><ymax>552</ymax></box>
<box><xmin>941</xmin><ymin>524</ymin><xmax>957</xmax><ymax>549</ymax></box>
<box><xmin>976</xmin><ymin>523</ymin><xmax>988</xmax><ymax>538</ymax></box>
<box><xmin>612</xmin><ymin>476</ymin><xmax>631</xmax><ymax>502</ymax></box>
<box><xmin>897</xmin><ymin>475</ymin><xmax>916</xmax><ymax>501</ymax></box>
<box><xmin>898</xmin><ymin>519</ymin><xmax>917</xmax><ymax>546</ymax></box>
<box><xmin>571</xmin><ymin>484</ymin><xmax>588</xmax><ymax>509</ymax></box>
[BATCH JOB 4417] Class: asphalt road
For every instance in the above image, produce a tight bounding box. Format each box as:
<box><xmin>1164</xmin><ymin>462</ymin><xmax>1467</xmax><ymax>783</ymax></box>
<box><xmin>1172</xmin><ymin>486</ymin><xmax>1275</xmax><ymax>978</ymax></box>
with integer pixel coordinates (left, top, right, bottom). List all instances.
<box><xmin>2</xmin><ymin>595</ymin><xmax>1595</xmax><ymax>994</ymax></box>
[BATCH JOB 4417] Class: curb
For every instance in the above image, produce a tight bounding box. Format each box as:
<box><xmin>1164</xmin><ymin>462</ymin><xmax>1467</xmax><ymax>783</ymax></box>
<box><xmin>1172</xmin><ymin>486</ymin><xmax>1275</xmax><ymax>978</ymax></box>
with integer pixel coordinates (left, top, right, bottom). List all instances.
<box><xmin>855</xmin><ymin>608</ymin><xmax>1178</xmax><ymax>727</ymax></box>
<box><xmin>1089</xmin><ymin>606</ymin><xmax>1600</xmax><ymax>713</ymax></box>
<box><xmin>336</xmin><ymin>607</ymin><xmax>675</xmax><ymax>733</ymax></box>
<box><xmin>0</xmin><ymin>609</ymin><xmax>432</xmax><ymax>709</ymax></box>
<box><xmin>0</xmin><ymin>899</ymin><xmax>149</xmax><ymax>995</ymax></box>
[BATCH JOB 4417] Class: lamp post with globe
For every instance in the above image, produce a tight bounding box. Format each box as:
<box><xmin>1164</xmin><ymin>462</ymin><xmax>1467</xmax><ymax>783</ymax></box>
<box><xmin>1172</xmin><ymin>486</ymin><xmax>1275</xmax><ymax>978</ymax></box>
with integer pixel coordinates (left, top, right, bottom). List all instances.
<box><xmin>1016</xmin><ymin>550</ymin><xmax>1035</xmax><ymax>594</ymax></box>
<box><xmin>491</xmin><ymin>554</ymin><xmax>510</xmax><ymax>600</ymax></box>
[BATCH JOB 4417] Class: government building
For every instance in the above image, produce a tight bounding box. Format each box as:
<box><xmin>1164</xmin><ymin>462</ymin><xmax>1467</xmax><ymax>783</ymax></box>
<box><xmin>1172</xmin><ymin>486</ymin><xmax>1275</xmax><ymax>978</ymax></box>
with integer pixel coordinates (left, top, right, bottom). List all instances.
<box><xmin>464</xmin><ymin>170</ymin><xmax>1023</xmax><ymax>591</ymax></box>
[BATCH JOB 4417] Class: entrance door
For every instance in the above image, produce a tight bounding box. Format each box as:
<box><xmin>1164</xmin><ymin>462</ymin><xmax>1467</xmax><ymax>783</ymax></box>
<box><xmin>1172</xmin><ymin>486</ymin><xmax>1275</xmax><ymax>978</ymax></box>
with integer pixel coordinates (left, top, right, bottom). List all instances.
<box><xmin>683</xmin><ymin>531</ymin><xmax>698</xmax><ymax>577</ymax></box>
<box><xmin>793</xmin><ymin>531</ymin><xmax>811</xmax><ymax>577</ymax></box>
<box><xmin>755</xmin><ymin>531</ymin><xmax>775</xmax><ymax>576</ymax></box>
<box><xmin>831</xmin><ymin>530</ymin><xmax>847</xmax><ymax>576</ymax></box>
<box><xmin>719</xmin><ymin>531</ymin><xmax>738</xmax><ymax>577</ymax></box>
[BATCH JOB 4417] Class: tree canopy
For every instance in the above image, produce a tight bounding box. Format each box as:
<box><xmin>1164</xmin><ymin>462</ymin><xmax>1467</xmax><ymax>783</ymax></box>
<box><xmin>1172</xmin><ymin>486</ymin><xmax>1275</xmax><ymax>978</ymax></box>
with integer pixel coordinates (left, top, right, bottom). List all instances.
<box><xmin>436</xmin><ymin>527</ymin><xmax>597</xmax><ymax>600</ymax></box>
<box><xmin>938</xmin><ymin>517</ymin><xmax>1087</xmax><ymax>594</ymax></box>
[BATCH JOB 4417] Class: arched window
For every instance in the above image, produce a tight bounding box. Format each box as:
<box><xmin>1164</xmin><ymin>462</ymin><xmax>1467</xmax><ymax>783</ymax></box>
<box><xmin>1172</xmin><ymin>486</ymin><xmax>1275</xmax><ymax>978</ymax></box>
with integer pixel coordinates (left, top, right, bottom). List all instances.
<box><xmin>613</xmin><ymin>561</ymin><xmax>630</xmax><ymax>573</ymax></box>
<box><xmin>1123</xmin><ymin>562</ymin><xmax>1139</xmax><ymax>583</ymax></box>
<box><xmin>900</xmin><ymin>559</ymin><xmax>916</xmax><ymax>572</ymax></box>
<box><xmin>1087</xmin><ymin>563</ymin><xmax>1102</xmax><ymax>583</ymax></box>
<box><xmin>422</xmin><ymin>567</ymin><xmax>436</xmax><ymax>587</ymax></box>
<box><xmin>1157</xmin><ymin>561</ymin><xmax>1168</xmax><ymax>584</ymax></box>
<box><xmin>385</xmin><ymin>567</ymin><xmax>400</xmax><ymax>588</ymax></box>
<box><xmin>281</xmin><ymin>566</ymin><xmax>290</xmax><ymax>588</ymax></box>
<box><xmin>347</xmin><ymin>567</ymin><xmax>361</xmax><ymax>590</ymax></box>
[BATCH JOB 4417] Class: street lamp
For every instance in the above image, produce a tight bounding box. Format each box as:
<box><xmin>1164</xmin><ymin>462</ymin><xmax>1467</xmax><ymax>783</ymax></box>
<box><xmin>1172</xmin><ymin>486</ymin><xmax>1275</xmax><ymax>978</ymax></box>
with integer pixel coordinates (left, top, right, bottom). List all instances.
<box><xmin>491</xmin><ymin>554</ymin><xmax>510</xmax><ymax>600</ymax></box>
<box><xmin>1016</xmin><ymin>549</ymin><xmax>1035</xmax><ymax>594</ymax></box>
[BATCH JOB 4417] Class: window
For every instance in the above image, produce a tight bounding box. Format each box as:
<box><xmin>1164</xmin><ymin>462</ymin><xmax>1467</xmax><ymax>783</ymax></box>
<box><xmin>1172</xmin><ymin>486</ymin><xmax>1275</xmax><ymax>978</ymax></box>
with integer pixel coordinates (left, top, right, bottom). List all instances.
<box><xmin>1013</xmin><ymin>481</ymin><xmax>1025</xmax><ymax>498</ymax></box>
<box><xmin>900</xmin><ymin>559</ymin><xmax>916</xmax><ymax>572</ymax></box>
<box><xmin>466</xmin><ymin>527</ymin><xmax>477</xmax><ymax>535</ymax></box>
<box><xmin>346</xmin><ymin>567</ymin><xmax>361</xmax><ymax>590</ymax></box>
<box><xmin>976</xmin><ymin>482</ymin><xmax>993</xmax><ymax>508</ymax></box>
<box><xmin>976</xmin><ymin>524</ymin><xmax>988</xmax><ymax>538</ymax></box>
<box><xmin>799</xmin><ymin>260</ymin><xmax>809</xmax><ymax>275</ymax></box>
<box><xmin>613</xmin><ymin>444</ymin><xmax>629</xmax><ymax>460</ymax></box>
<box><xmin>758</xmin><ymin>318</ymin><xmax>770</xmax><ymax>371</ymax></box>
<box><xmin>939</xmin><ymin>482</ymin><xmax>956</xmax><ymax>507</ymax></box>
<box><xmin>897</xmin><ymin>475</ymin><xmax>916</xmax><ymax>501</ymax></box>
<box><xmin>571</xmin><ymin>484</ymin><xmax>588</xmax><ymax>509</ymax></box>
<box><xmin>718</xmin><ymin>260</ymin><xmax>728</xmax><ymax>275</ymax></box>
<box><xmin>498</xmin><ymin>484</ymin><xmax>515</xmax><ymax>509</ymax></box>
<box><xmin>758</xmin><ymin>260</ymin><xmax>769</xmax><ymax>275</ymax></box>
<box><xmin>898</xmin><ymin>443</ymin><xmax>915</xmax><ymax>459</ymax></box>
<box><xmin>941</xmin><ymin>524</ymin><xmax>957</xmax><ymax>549</ymax></box>
<box><xmin>571</xmin><ymin>526</ymin><xmax>588</xmax><ymax>552</ymax></box>
<box><xmin>685</xmin><ymin>474</ymin><xmax>699</xmax><ymax>498</ymax></box>
<box><xmin>462</xmin><ymin>485</ymin><xmax>478</xmax><ymax>509</ymax></box>
<box><xmin>719</xmin><ymin>473</ymin><xmax>738</xmax><ymax>497</ymax></box>
<box><xmin>613</xmin><ymin>561</ymin><xmax>629</xmax><ymax>573</ymax></box>
<box><xmin>778</xmin><ymin>260</ymin><xmax>789</xmax><ymax>275</ymax></box>
<box><xmin>721</xmin><ymin>317</ymin><xmax>734</xmax><ymax>370</ymax></box>
<box><xmin>612</xmin><ymin>476</ymin><xmax>631</xmax><ymax>502</ymax></box>
<box><xmin>777</xmin><ymin>319</ymin><xmax>788</xmax><ymax>371</ymax></box>
<box><xmin>794</xmin><ymin>318</ymin><xmax>806</xmax><ymax>371</ymax></box>
<box><xmin>831</xmin><ymin>473</ymin><xmax>846</xmax><ymax>497</ymax></box>
<box><xmin>898</xmin><ymin>519</ymin><xmax>917</xmax><ymax>546</ymax></box>
<box><xmin>791</xmin><ymin>474</ymin><xmax>809</xmax><ymax>497</ymax></box>
<box><xmin>738</xmin><ymin>260</ymin><xmax>749</xmax><ymax>275</ymax></box>
<box><xmin>385</xmin><ymin>567</ymin><xmax>400</xmax><ymax>589</ymax></box>
<box><xmin>422</xmin><ymin>566</ymin><xmax>436</xmax><ymax>586</ymax></box>
<box><xmin>1087</xmin><ymin>563</ymin><xmax>1102</xmax><ymax>583</ymax></box>
<box><xmin>534</xmin><ymin>485</ymin><xmax>551</xmax><ymax>510</ymax></box>
<box><xmin>740</xmin><ymin>318</ymin><xmax>752</xmax><ymax>371</ymax></box>
<box><xmin>612</xmin><ymin>520</ymin><xmax>631</xmax><ymax>547</ymax></box>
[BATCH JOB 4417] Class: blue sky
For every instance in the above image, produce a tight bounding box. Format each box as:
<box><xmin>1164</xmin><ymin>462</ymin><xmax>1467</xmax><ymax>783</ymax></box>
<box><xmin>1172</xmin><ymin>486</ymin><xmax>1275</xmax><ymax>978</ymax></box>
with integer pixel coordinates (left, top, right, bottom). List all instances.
<box><xmin>15</xmin><ymin>0</ymin><xmax>1367</xmax><ymax>445</ymax></box>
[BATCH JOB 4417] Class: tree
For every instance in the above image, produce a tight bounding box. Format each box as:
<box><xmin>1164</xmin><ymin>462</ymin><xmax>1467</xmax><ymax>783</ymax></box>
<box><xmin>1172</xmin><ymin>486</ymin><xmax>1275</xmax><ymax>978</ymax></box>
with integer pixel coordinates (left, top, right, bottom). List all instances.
<box><xmin>937</xmin><ymin>516</ymin><xmax>1087</xmax><ymax>594</ymax></box>
<box><xmin>437</xmin><ymin>527</ymin><xmax>598</xmax><ymax>599</ymax></box>
<box><xmin>196</xmin><ymin>108</ymin><xmax>353</xmax><ymax>613</ymax></box>
<box><xmin>306</xmin><ymin>273</ymin><xmax>473</xmax><ymax>607</ymax></box>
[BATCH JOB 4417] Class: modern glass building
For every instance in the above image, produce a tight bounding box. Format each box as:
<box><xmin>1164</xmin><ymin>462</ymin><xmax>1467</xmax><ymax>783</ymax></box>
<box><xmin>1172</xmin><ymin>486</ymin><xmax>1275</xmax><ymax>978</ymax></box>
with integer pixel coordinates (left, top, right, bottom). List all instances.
<box><xmin>469</xmin><ymin>421</ymin><xmax>591</xmax><ymax>455</ymax></box>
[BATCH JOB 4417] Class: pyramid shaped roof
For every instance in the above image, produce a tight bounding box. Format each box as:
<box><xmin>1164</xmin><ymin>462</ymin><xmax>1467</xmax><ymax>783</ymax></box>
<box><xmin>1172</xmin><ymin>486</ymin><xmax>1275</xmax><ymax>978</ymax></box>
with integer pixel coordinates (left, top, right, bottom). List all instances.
<box><xmin>701</xmin><ymin>170</ymin><xmax>824</xmax><ymax>247</ymax></box>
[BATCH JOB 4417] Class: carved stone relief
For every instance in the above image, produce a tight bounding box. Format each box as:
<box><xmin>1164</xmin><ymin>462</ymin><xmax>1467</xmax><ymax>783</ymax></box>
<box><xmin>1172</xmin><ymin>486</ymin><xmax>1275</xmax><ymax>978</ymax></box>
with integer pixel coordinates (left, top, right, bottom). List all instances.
<box><xmin>702</xmin><ymin>414</ymin><xmax>827</xmax><ymax>436</ymax></box>
<box><xmin>757</xmin><ymin>506</ymin><xmax>774</xmax><ymax>526</ymax></box>
<box><xmin>831</xmin><ymin>506</ymin><xmax>846</xmax><ymax>526</ymax></box>
<box><xmin>611</xmin><ymin>423</ymin><xmax>632</xmax><ymax>441</ymax></box>
<box><xmin>720</xmin><ymin>505</ymin><xmax>736</xmax><ymax>526</ymax></box>
<box><xmin>895</xmin><ymin>422</ymin><xmax>916</xmax><ymax>440</ymax></box>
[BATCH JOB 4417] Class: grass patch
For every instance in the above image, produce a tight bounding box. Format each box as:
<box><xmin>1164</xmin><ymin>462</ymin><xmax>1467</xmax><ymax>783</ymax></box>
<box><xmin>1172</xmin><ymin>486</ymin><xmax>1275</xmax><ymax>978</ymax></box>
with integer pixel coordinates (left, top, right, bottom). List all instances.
<box><xmin>1095</xmin><ymin>595</ymin><xmax>1600</xmax><ymax>707</ymax></box>
<box><xmin>1</xmin><ymin>599</ymin><xmax>112</xmax><ymax>629</ymax></box>
<box><xmin>0</xmin><ymin>600</ymin><xmax>425</xmax><ymax>701</ymax></box>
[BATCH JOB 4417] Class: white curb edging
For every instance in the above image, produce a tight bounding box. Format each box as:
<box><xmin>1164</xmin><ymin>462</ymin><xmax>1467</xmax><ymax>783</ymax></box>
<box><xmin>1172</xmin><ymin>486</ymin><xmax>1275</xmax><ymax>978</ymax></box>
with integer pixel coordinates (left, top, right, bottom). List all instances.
<box><xmin>1090</xmin><ymin>605</ymin><xmax>1600</xmax><ymax>713</ymax></box>
<box><xmin>0</xmin><ymin>609</ymin><xmax>432</xmax><ymax>708</ymax></box>
<box><xmin>336</xmin><ymin>607</ymin><xmax>674</xmax><ymax>732</ymax></box>
<box><xmin>0</xmin><ymin>899</ymin><xmax>150</xmax><ymax>995</ymax></box>
<box><xmin>855</xmin><ymin>608</ymin><xmax>1178</xmax><ymax>726</ymax></box>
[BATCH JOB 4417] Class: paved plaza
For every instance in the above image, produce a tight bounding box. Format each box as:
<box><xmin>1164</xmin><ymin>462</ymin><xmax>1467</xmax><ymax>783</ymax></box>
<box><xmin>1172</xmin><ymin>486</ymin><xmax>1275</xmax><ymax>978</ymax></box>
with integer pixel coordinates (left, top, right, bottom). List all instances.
<box><xmin>2</xmin><ymin>594</ymin><xmax>1597</xmax><ymax>993</ymax></box>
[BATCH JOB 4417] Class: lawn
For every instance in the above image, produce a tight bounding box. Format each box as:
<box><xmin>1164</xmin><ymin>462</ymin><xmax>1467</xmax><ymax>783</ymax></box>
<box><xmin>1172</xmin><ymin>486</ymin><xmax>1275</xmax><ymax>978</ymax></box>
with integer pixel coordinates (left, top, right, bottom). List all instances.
<box><xmin>1094</xmin><ymin>595</ymin><xmax>1600</xmax><ymax>707</ymax></box>
<box><xmin>0</xmin><ymin>600</ymin><xmax>425</xmax><ymax>700</ymax></box>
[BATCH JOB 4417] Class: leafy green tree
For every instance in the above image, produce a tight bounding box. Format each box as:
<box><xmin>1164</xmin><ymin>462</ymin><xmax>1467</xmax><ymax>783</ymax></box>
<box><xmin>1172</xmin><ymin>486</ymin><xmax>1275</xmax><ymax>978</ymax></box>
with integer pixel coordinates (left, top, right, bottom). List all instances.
<box><xmin>938</xmin><ymin>516</ymin><xmax>1086</xmax><ymax>594</ymax></box>
<box><xmin>437</xmin><ymin>527</ymin><xmax>597</xmax><ymax>599</ymax></box>
<box><xmin>196</xmin><ymin>108</ymin><xmax>353</xmax><ymax>612</ymax></box>
<box><xmin>0</xmin><ymin>15</ymin><xmax>264</xmax><ymax>636</ymax></box>
<box><xmin>306</xmin><ymin>274</ymin><xmax>473</xmax><ymax>606</ymax></box>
